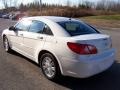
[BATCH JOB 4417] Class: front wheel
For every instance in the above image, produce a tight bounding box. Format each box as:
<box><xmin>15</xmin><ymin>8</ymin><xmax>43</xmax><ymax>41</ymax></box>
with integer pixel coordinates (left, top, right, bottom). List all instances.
<box><xmin>3</xmin><ymin>36</ymin><xmax>11</xmax><ymax>52</ymax></box>
<box><xmin>40</xmin><ymin>53</ymin><xmax>61</xmax><ymax>80</ymax></box>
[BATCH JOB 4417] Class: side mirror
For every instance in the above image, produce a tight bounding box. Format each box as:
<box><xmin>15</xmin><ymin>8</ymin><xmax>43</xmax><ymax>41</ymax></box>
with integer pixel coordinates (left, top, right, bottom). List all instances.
<box><xmin>9</xmin><ymin>26</ymin><xmax>16</xmax><ymax>31</ymax></box>
<box><xmin>44</xmin><ymin>25</ymin><xmax>47</xmax><ymax>28</ymax></box>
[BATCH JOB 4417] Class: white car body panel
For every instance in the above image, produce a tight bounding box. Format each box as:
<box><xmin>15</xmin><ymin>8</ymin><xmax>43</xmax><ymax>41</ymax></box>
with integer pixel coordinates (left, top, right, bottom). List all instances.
<box><xmin>2</xmin><ymin>16</ymin><xmax>116</xmax><ymax>78</ymax></box>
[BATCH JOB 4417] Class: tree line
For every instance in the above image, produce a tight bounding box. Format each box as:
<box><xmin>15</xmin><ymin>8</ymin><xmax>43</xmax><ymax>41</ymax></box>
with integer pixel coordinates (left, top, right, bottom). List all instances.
<box><xmin>0</xmin><ymin>0</ymin><xmax>120</xmax><ymax>17</ymax></box>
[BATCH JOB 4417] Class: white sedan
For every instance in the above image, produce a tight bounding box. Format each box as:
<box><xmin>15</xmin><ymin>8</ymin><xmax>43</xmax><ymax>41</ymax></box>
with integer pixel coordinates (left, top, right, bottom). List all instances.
<box><xmin>2</xmin><ymin>16</ymin><xmax>115</xmax><ymax>80</ymax></box>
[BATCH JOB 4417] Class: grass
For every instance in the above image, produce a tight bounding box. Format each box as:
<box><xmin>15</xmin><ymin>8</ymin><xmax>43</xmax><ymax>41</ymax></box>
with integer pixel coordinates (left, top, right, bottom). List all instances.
<box><xmin>83</xmin><ymin>15</ymin><xmax>120</xmax><ymax>20</ymax></box>
<box><xmin>80</xmin><ymin>15</ymin><xmax>120</xmax><ymax>30</ymax></box>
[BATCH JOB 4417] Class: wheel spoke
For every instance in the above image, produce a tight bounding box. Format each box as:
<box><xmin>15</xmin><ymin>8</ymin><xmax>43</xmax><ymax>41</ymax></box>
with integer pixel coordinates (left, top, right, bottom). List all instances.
<box><xmin>42</xmin><ymin>56</ymin><xmax>56</xmax><ymax>78</ymax></box>
<box><xmin>51</xmin><ymin>67</ymin><xmax>55</xmax><ymax>71</ymax></box>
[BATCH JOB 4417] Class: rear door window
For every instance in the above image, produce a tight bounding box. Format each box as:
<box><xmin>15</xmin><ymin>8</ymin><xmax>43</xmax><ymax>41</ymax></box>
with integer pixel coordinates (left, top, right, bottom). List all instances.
<box><xmin>43</xmin><ymin>25</ymin><xmax>53</xmax><ymax>35</ymax></box>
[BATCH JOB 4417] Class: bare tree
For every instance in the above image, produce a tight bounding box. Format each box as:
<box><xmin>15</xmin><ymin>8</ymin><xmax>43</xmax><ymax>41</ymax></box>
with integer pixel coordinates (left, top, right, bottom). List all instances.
<box><xmin>0</xmin><ymin>0</ymin><xmax>18</xmax><ymax>9</ymax></box>
<box><xmin>34</xmin><ymin>0</ymin><xmax>42</xmax><ymax>13</ymax></box>
<box><xmin>96</xmin><ymin>0</ymin><xmax>106</xmax><ymax>10</ymax></box>
<box><xmin>66</xmin><ymin>0</ymin><xmax>71</xmax><ymax>7</ymax></box>
<box><xmin>12</xmin><ymin>0</ymin><xmax>18</xmax><ymax>7</ymax></box>
<box><xmin>39</xmin><ymin>0</ymin><xmax>42</xmax><ymax>12</ymax></box>
<box><xmin>0</xmin><ymin>0</ymin><xmax>8</xmax><ymax>8</ymax></box>
<box><xmin>96</xmin><ymin>0</ymin><xmax>120</xmax><ymax>12</ymax></box>
<box><xmin>83</xmin><ymin>1</ymin><xmax>93</xmax><ymax>9</ymax></box>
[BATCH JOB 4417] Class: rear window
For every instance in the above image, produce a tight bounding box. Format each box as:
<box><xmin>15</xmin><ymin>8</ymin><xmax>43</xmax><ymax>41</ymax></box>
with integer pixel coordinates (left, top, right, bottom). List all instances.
<box><xmin>57</xmin><ymin>21</ymin><xmax>99</xmax><ymax>36</ymax></box>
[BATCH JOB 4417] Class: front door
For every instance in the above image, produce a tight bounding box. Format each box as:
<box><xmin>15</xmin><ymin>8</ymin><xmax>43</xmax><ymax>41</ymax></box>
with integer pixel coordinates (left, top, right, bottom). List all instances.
<box><xmin>9</xmin><ymin>19</ymin><xmax>31</xmax><ymax>51</ymax></box>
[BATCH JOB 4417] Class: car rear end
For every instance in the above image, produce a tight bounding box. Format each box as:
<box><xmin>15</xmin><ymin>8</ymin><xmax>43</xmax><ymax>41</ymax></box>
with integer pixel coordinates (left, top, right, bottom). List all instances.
<box><xmin>57</xmin><ymin>20</ymin><xmax>116</xmax><ymax>78</ymax></box>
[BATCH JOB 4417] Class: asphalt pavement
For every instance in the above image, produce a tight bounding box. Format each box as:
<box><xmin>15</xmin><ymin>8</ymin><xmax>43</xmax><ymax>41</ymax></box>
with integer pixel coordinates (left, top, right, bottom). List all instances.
<box><xmin>0</xmin><ymin>18</ymin><xmax>120</xmax><ymax>90</ymax></box>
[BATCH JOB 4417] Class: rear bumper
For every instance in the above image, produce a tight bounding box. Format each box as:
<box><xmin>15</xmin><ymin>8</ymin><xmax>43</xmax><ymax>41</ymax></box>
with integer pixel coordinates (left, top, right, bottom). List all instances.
<box><xmin>60</xmin><ymin>48</ymin><xmax>116</xmax><ymax>78</ymax></box>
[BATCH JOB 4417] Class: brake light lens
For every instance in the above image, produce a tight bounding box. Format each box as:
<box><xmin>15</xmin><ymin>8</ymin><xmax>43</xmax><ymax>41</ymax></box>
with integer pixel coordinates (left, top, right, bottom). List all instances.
<box><xmin>67</xmin><ymin>42</ymin><xmax>98</xmax><ymax>55</ymax></box>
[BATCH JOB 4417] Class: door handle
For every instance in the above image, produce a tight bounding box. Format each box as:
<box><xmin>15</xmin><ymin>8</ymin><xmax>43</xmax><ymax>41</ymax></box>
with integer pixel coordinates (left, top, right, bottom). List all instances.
<box><xmin>37</xmin><ymin>36</ymin><xmax>43</xmax><ymax>39</ymax></box>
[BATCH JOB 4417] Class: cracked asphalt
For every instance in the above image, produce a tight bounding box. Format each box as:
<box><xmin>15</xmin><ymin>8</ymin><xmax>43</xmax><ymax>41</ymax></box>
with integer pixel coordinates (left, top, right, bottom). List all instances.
<box><xmin>0</xmin><ymin>18</ymin><xmax>120</xmax><ymax>90</ymax></box>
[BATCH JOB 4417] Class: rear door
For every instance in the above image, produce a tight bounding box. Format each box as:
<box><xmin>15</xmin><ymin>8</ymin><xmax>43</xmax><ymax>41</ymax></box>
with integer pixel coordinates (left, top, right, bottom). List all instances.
<box><xmin>22</xmin><ymin>20</ymin><xmax>46</xmax><ymax>57</ymax></box>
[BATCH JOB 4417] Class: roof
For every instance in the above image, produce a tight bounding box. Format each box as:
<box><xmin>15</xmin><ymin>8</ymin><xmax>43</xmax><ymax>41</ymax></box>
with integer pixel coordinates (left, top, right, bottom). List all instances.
<box><xmin>26</xmin><ymin>16</ymin><xmax>79</xmax><ymax>22</ymax></box>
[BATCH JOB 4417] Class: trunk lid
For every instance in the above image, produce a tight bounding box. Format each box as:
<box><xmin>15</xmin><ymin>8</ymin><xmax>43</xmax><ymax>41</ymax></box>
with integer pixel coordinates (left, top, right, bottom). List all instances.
<box><xmin>72</xmin><ymin>34</ymin><xmax>112</xmax><ymax>53</ymax></box>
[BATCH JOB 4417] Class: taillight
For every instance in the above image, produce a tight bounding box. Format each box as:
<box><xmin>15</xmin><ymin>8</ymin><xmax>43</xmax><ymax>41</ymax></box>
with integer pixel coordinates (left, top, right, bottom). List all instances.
<box><xmin>67</xmin><ymin>42</ymin><xmax>98</xmax><ymax>55</ymax></box>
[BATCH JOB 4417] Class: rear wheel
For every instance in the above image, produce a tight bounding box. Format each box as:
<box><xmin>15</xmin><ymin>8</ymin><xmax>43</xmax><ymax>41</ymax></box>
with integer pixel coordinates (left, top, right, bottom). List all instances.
<box><xmin>3</xmin><ymin>36</ymin><xmax>11</xmax><ymax>52</ymax></box>
<box><xmin>40</xmin><ymin>53</ymin><xmax>61</xmax><ymax>80</ymax></box>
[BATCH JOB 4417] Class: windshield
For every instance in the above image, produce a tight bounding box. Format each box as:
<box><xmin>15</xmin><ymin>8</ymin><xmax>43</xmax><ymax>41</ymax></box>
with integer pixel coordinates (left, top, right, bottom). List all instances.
<box><xmin>57</xmin><ymin>21</ymin><xmax>100</xmax><ymax>36</ymax></box>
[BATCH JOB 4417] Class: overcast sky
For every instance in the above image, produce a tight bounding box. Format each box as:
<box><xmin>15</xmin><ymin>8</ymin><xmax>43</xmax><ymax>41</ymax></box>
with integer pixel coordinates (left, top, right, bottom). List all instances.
<box><xmin>22</xmin><ymin>0</ymin><xmax>100</xmax><ymax>5</ymax></box>
<box><xmin>0</xmin><ymin>0</ymin><xmax>118</xmax><ymax>9</ymax></box>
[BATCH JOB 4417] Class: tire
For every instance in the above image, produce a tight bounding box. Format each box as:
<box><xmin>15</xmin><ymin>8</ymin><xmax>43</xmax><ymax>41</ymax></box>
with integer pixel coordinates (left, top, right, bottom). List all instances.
<box><xmin>40</xmin><ymin>53</ymin><xmax>61</xmax><ymax>80</ymax></box>
<box><xmin>3</xmin><ymin>36</ymin><xmax>11</xmax><ymax>52</ymax></box>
